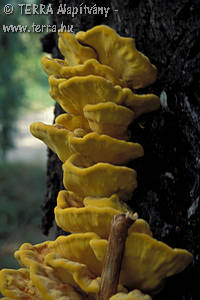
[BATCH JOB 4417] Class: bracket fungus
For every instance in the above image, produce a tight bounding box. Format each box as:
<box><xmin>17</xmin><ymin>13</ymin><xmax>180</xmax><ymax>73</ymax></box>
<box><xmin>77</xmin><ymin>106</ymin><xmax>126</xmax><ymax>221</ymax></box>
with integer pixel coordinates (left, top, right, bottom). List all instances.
<box><xmin>90</xmin><ymin>232</ymin><xmax>193</xmax><ymax>293</ymax></box>
<box><xmin>0</xmin><ymin>266</ymin><xmax>84</xmax><ymax>300</ymax></box>
<box><xmin>55</xmin><ymin>113</ymin><xmax>91</xmax><ymax>132</ymax></box>
<box><xmin>55</xmin><ymin>190</ymin><xmax>128</xmax><ymax>238</ymax></box>
<box><xmin>30</xmin><ymin>123</ymin><xmax>143</xmax><ymax>164</ymax></box>
<box><xmin>58</xmin><ymin>30</ymin><xmax>97</xmax><ymax>65</ymax></box>
<box><xmin>83</xmin><ymin>102</ymin><xmax>134</xmax><ymax>139</ymax></box>
<box><xmin>41</xmin><ymin>56</ymin><xmax>122</xmax><ymax>86</ymax></box>
<box><xmin>63</xmin><ymin>153</ymin><xmax>137</xmax><ymax>199</ymax></box>
<box><xmin>0</xmin><ymin>25</ymin><xmax>193</xmax><ymax>300</ymax></box>
<box><xmin>55</xmin><ymin>191</ymin><xmax>152</xmax><ymax>239</ymax></box>
<box><xmin>0</xmin><ymin>268</ymin><xmax>42</xmax><ymax>299</ymax></box>
<box><xmin>49</xmin><ymin>75</ymin><xmax>127</xmax><ymax>115</ymax></box>
<box><xmin>109</xmin><ymin>290</ymin><xmax>152</xmax><ymax>300</ymax></box>
<box><xmin>75</xmin><ymin>25</ymin><xmax>157</xmax><ymax>89</ymax></box>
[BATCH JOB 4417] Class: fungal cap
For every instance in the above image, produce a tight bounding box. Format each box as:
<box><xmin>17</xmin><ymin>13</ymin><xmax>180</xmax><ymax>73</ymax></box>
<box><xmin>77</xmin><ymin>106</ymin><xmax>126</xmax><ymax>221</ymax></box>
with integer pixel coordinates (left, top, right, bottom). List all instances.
<box><xmin>123</xmin><ymin>89</ymin><xmax>160</xmax><ymax>119</ymax></box>
<box><xmin>57</xmin><ymin>190</ymin><xmax>84</xmax><ymax>208</ymax></box>
<box><xmin>15</xmin><ymin>233</ymin><xmax>102</xmax><ymax>270</ymax></box>
<box><xmin>1</xmin><ymin>298</ymin><xmax>17</xmax><ymax>300</ymax></box>
<box><xmin>109</xmin><ymin>289</ymin><xmax>152</xmax><ymax>300</ymax></box>
<box><xmin>83</xmin><ymin>194</ymin><xmax>130</xmax><ymax>212</ymax></box>
<box><xmin>90</xmin><ymin>239</ymin><xmax>108</xmax><ymax>263</ymax></box>
<box><xmin>58</xmin><ymin>31</ymin><xmax>96</xmax><ymax>65</ymax></box>
<box><xmin>30</xmin><ymin>121</ymin><xmax>143</xmax><ymax>164</ymax></box>
<box><xmin>89</xmin><ymin>218</ymin><xmax>152</xmax><ymax>263</ymax></box>
<box><xmin>60</xmin><ymin>58</ymin><xmax>119</xmax><ymax>82</ymax></box>
<box><xmin>63</xmin><ymin>153</ymin><xmax>137</xmax><ymax>200</ymax></box>
<box><xmin>45</xmin><ymin>56</ymin><xmax>123</xmax><ymax>85</ymax></box>
<box><xmin>57</xmin><ymin>75</ymin><xmax>127</xmax><ymax>114</ymax></box>
<box><xmin>14</xmin><ymin>241</ymin><xmax>52</xmax><ymax>268</ymax></box>
<box><xmin>30</xmin><ymin>122</ymin><xmax>74</xmax><ymax>162</ymax></box>
<box><xmin>46</xmin><ymin>253</ymin><xmax>100</xmax><ymax>293</ymax></box>
<box><xmin>41</xmin><ymin>56</ymin><xmax>68</xmax><ymax>77</ymax></box>
<box><xmin>55</xmin><ymin>113</ymin><xmax>91</xmax><ymax>132</ymax></box>
<box><xmin>90</xmin><ymin>232</ymin><xmax>193</xmax><ymax>293</ymax></box>
<box><xmin>55</xmin><ymin>190</ymin><xmax>126</xmax><ymax>238</ymax></box>
<box><xmin>48</xmin><ymin>233</ymin><xmax>102</xmax><ymax>276</ymax></box>
<box><xmin>122</xmin><ymin>232</ymin><xmax>193</xmax><ymax>292</ymax></box>
<box><xmin>0</xmin><ymin>268</ymin><xmax>43</xmax><ymax>299</ymax></box>
<box><xmin>48</xmin><ymin>75</ymin><xmax>66</xmax><ymax>103</ymax></box>
<box><xmin>83</xmin><ymin>102</ymin><xmax>134</xmax><ymax>139</ymax></box>
<box><xmin>76</xmin><ymin>25</ymin><xmax>157</xmax><ymax>89</ymax></box>
<box><xmin>30</xmin><ymin>262</ymin><xmax>84</xmax><ymax>300</ymax></box>
<box><xmin>15</xmin><ymin>233</ymin><xmax>103</xmax><ymax>279</ymax></box>
<box><xmin>70</xmin><ymin>132</ymin><xmax>144</xmax><ymax>164</ymax></box>
<box><xmin>128</xmin><ymin>219</ymin><xmax>152</xmax><ymax>237</ymax></box>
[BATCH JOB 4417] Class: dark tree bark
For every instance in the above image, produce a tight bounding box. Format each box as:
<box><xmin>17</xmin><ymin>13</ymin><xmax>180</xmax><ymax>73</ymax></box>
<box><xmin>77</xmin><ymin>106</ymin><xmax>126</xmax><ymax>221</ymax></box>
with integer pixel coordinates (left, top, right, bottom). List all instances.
<box><xmin>40</xmin><ymin>1</ymin><xmax>200</xmax><ymax>299</ymax></box>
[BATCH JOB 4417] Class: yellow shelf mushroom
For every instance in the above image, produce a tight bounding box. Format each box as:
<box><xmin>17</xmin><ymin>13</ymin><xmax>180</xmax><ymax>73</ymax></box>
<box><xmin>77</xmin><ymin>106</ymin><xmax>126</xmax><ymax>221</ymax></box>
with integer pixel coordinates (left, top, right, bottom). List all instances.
<box><xmin>0</xmin><ymin>266</ymin><xmax>85</xmax><ymax>300</ymax></box>
<box><xmin>90</xmin><ymin>232</ymin><xmax>193</xmax><ymax>294</ymax></box>
<box><xmin>31</xmin><ymin>25</ymin><xmax>192</xmax><ymax>297</ymax></box>
<box><xmin>10</xmin><ymin>223</ymin><xmax>192</xmax><ymax>297</ymax></box>
<box><xmin>55</xmin><ymin>191</ymin><xmax>153</xmax><ymax>239</ymax></box>
<box><xmin>76</xmin><ymin>25</ymin><xmax>157</xmax><ymax>89</ymax></box>
<box><xmin>41</xmin><ymin>56</ymin><xmax>68</xmax><ymax>78</ymax></box>
<box><xmin>49</xmin><ymin>75</ymin><xmax>128</xmax><ymax>115</ymax></box>
<box><xmin>41</xmin><ymin>56</ymin><xmax>123</xmax><ymax>86</ymax></box>
<box><xmin>30</xmin><ymin>262</ymin><xmax>85</xmax><ymax>300</ymax></box>
<box><xmin>55</xmin><ymin>113</ymin><xmax>90</xmax><ymax>132</ymax></box>
<box><xmin>83</xmin><ymin>194</ymin><xmax>131</xmax><ymax>211</ymax></box>
<box><xmin>45</xmin><ymin>253</ymin><xmax>100</xmax><ymax>294</ymax></box>
<box><xmin>14</xmin><ymin>233</ymin><xmax>103</xmax><ymax>295</ymax></box>
<box><xmin>58</xmin><ymin>30</ymin><xmax>97</xmax><ymax>65</ymax></box>
<box><xmin>0</xmin><ymin>268</ymin><xmax>42</xmax><ymax>299</ymax></box>
<box><xmin>15</xmin><ymin>233</ymin><xmax>102</xmax><ymax>275</ymax></box>
<box><xmin>0</xmin><ymin>25</ymin><xmax>193</xmax><ymax>300</ymax></box>
<box><xmin>63</xmin><ymin>153</ymin><xmax>137</xmax><ymax>200</ymax></box>
<box><xmin>55</xmin><ymin>190</ymin><xmax>127</xmax><ymax>238</ymax></box>
<box><xmin>83</xmin><ymin>102</ymin><xmax>134</xmax><ymax>139</ymax></box>
<box><xmin>109</xmin><ymin>289</ymin><xmax>152</xmax><ymax>300</ymax></box>
<box><xmin>30</xmin><ymin>122</ymin><xmax>74</xmax><ymax>162</ymax></box>
<box><xmin>30</xmin><ymin>123</ymin><xmax>144</xmax><ymax>164</ymax></box>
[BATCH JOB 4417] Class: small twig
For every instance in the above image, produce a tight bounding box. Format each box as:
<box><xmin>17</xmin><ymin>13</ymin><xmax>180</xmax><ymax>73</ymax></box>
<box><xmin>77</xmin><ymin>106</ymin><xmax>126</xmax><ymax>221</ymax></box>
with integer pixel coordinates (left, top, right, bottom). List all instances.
<box><xmin>98</xmin><ymin>212</ymin><xmax>138</xmax><ymax>300</ymax></box>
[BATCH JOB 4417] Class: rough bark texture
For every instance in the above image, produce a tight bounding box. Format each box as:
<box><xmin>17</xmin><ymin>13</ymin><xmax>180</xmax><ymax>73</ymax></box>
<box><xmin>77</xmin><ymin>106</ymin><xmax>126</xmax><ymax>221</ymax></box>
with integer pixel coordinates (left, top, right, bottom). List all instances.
<box><xmin>40</xmin><ymin>0</ymin><xmax>200</xmax><ymax>299</ymax></box>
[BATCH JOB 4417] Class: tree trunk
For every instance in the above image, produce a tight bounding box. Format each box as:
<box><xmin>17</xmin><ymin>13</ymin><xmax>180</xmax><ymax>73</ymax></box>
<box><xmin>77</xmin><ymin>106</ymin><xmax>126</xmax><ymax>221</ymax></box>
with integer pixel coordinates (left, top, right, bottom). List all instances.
<box><xmin>40</xmin><ymin>0</ymin><xmax>200</xmax><ymax>299</ymax></box>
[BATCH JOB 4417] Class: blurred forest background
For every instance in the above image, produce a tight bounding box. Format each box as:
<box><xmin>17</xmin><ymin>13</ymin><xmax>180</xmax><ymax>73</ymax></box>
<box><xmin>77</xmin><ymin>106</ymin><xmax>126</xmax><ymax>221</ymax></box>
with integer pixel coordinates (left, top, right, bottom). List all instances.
<box><xmin>0</xmin><ymin>0</ymin><xmax>54</xmax><ymax>269</ymax></box>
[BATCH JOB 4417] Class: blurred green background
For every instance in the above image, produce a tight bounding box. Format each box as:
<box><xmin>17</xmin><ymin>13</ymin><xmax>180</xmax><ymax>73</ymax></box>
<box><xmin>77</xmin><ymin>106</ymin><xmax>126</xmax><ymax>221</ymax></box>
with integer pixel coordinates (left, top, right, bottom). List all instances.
<box><xmin>0</xmin><ymin>0</ymin><xmax>54</xmax><ymax>270</ymax></box>
<box><xmin>0</xmin><ymin>163</ymin><xmax>46</xmax><ymax>269</ymax></box>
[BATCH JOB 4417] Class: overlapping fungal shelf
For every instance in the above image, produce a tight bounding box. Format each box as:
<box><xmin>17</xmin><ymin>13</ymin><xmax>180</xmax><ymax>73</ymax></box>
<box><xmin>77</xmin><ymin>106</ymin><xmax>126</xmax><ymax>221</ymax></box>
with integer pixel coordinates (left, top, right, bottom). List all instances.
<box><xmin>0</xmin><ymin>26</ymin><xmax>193</xmax><ymax>300</ymax></box>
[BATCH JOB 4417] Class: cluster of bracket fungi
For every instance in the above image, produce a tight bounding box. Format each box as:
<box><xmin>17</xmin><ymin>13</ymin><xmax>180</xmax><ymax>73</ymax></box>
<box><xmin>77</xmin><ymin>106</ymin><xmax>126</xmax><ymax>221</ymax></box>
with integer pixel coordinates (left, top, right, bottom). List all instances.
<box><xmin>0</xmin><ymin>26</ymin><xmax>193</xmax><ymax>300</ymax></box>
